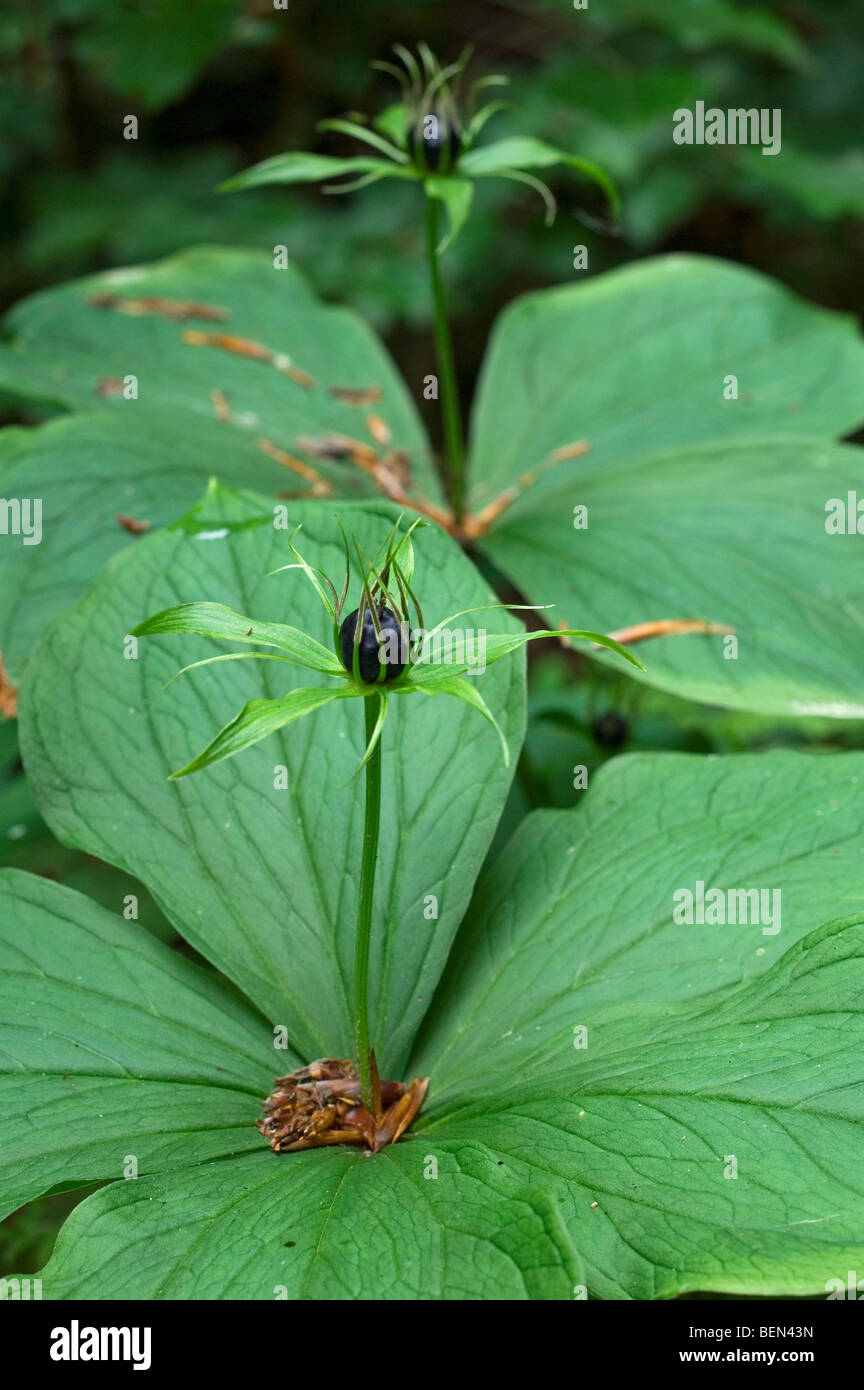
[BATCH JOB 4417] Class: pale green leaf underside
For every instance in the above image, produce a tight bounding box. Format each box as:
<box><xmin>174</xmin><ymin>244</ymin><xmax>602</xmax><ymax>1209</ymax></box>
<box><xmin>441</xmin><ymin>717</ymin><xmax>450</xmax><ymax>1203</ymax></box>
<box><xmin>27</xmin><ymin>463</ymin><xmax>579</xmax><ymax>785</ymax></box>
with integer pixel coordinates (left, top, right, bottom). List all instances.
<box><xmin>19</xmin><ymin>485</ymin><xmax>524</xmax><ymax>1075</ymax></box>
<box><xmin>470</xmin><ymin>255</ymin><xmax>864</xmax><ymax>714</ymax></box>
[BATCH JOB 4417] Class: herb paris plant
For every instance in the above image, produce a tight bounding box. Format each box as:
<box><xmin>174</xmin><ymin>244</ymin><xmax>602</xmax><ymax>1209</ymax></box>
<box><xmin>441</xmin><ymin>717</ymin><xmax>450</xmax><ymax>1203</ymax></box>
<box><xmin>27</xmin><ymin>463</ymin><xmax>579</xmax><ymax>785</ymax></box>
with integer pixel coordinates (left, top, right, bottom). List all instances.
<box><xmin>131</xmin><ymin>510</ymin><xmax>641</xmax><ymax>1134</ymax></box>
<box><xmin>221</xmin><ymin>43</ymin><xmax>619</xmax><ymax>523</ymax></box>
<box><xmin>1</xmin><ymin>30</ymin><xmax>864</xmax><ymax>1305</ymax></box>
<box><xmin>3</xmin><ymin>487</ymin><xmax>864</xmax><ymax>1298</ymax></box>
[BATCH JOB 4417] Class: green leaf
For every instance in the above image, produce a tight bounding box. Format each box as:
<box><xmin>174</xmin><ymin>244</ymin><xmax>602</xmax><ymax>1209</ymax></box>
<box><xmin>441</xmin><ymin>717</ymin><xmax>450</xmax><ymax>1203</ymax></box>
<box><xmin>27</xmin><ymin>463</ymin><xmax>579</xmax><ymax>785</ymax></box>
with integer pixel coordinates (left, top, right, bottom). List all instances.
<box><xmin>133</xmin><ymin>600</ymin><xmax>344</xmax><ymax>677</ymax></box>
<box><xmin>424</xmin><ymin>177</ymin><xmax>474</xmax><ymax>253</ymax></box>
<box><xmin>415</xmin><ymin>675</ymin><xmax>510</xmax><ymax>767</ymax></box>
<box><xmin>411</xmin><ymin>749</ymin><xmax>864</xmax><ymax>1297</ymax></box>
<box><xmin>74</xmin><ymin>0</ymin><xmax>241</xmax><ymax>111</ymax></box>
<box><xmin>0</xmin><ymin>246</ymin><xmax>438</xmax><ymax>678</ymax></box>
<box><xmin>0</xmin><ymin>870</ymin><xmax>275</xmax><ymax>1222</ymax></box>
<box><xmin>0</xmin><ymin>248</ymin><xmax>435</xmax><ymax>472</ymax></box>
<box><xmin>22</xmin><ymin>1145</ymin><xmax>581</xmax><ymax>1300</ymax></box>
<box><xmin>487</xmin><ymin>168</ymin><xmax>558</xmax><ymax>225</ymax></box>
<box><xmin>0</xmin><ymin>410</ymin><xmax>290</xmax><ymax>685</ymax></box>
<box><xmin>170</xmin><ymin>687</ymin><xmax>357</xmax><ymax>778</ymax></box>
<box><xmin>219</xmin><ymin>152</ymin><xmax>396</xmax><ymax>191</ymax></box>
<box><xmin>19</xmin><ymin>485</ymin><xmax>524</xmax><ymax>1075</ymax></box>
<box><xmin>734</xmin><ymin>145</ymin><xmax>864</xmax><ymax>221</ymax></box>
<box><xmin>10</xmin><ymin>749</ymin><xmax>864</xmax><ymax>1299</ymax></box>
<box><xmin>404</xmin><ymin>627</ymin><xmax>643</xmax><ymax>689</ymax></box>
<box><xmin>373</xmin><ymin>102</ymin><xmax>409</xmax><ymax>148</ymax></box>
<box><xmin>460</xmin><ymin>136</ymin><xmax>620</xmax><ymax>216</ymax></box>
<box><xmin>469</xmin><ymin>256</ymin><xmax>864</xmax><ymax>714</ymax></box>
<box><xmin>316</xmin><ymin>120</ymin><xmax>409</xmax><ymax>166</ymax></box>
<box><xmin>427</xmin><ymin>915</ymin><xmax>864</xmax><ymax>1298</ymax></box>
<box><xmin>463</xmin><ymin>99</ymin><xmax>510</xmax><ymax>147</ymax></box>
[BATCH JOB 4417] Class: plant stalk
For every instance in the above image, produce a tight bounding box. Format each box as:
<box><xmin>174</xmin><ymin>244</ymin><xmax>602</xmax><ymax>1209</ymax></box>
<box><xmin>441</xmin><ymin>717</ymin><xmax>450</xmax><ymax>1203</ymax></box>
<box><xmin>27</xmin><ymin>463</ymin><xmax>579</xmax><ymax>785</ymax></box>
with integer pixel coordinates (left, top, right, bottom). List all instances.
<box><xmin>354</xmin><ymin>692</ymin><xmax>382</xmax><ymax>1115</ymax></box>
<box><xmin>425</xmin><ymin>194</ymin><xmax>467</xmax><ymax>525</ymax></box>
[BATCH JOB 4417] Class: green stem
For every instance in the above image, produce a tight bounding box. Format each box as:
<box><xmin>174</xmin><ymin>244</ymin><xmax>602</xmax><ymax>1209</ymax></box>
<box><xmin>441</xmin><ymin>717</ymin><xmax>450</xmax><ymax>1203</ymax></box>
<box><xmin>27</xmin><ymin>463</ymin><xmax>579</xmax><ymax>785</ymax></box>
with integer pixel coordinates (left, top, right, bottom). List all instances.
<box><xmin>425</xmin><ymin>194</ymin><xmax>466</xmax><ymax>524</ymax></box>
<box><xmin>354</xmin><ymin>692</ymin><xmax>382</xmax><ymax>1115</ymax></box>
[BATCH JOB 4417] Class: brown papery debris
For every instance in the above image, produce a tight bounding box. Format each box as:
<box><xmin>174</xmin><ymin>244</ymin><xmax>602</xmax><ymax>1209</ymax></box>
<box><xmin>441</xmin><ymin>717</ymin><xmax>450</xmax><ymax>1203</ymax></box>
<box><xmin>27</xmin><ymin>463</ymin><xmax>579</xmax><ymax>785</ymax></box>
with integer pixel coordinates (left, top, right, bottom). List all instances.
<box><xmin>259</xmin><ymin>1058</ymin><xmax>428</xmax><ymax>1155</ymax></box>
<box><xmin>89</xmin><ymin>293</ymin><xmax>229</xmax><ymax>322</ymax></box>
<box><xmin>116</xmin><ymin>514</ymin><xmax>151</xmax><ymax>535</ymax></box>
<box><xmin>329</xmin><ymin>385</ymin><xmax>382</xmax><ymax>407</ymax></box>
<box><xmin>181</xmin><ymin>331</ymin><xmax>314</xmax><ymax>387</ymax></box>
<box><xmin>0</xmin><ymin>655</ymin><xmax>18</xmax><ymax>719</ymax></box>
<box><xmin>603</xmin><ymin>618</ymin><xmax>736</xmax><ymax>646</ymax></box>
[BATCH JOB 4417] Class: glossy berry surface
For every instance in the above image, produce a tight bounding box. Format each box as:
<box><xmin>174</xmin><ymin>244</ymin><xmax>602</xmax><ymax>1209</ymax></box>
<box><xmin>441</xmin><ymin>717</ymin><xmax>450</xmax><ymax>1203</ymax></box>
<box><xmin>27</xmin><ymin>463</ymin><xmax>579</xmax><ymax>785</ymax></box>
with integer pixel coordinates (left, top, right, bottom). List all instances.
<box><xmin>339</xmin><ymin>605</ymin><xmax>406</xmax><ymax>684</ymax></box>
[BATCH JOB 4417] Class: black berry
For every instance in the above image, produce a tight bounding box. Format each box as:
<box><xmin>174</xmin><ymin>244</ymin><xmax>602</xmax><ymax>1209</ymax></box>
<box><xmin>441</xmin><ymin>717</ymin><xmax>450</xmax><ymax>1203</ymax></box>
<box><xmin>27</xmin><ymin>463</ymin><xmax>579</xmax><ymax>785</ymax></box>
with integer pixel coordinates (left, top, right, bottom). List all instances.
<box><xmin>339</xmin><ymin>606</ymin><xmax>406</xmax><ymax>684</ymax></box>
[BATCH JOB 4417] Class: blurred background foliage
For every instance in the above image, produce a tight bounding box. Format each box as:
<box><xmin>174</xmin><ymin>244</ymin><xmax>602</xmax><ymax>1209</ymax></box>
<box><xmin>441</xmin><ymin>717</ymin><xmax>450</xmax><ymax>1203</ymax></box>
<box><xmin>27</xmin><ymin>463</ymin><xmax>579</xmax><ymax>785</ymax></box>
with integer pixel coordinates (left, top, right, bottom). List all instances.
<box><xmin>2</xmin><ymin>0</ymin><xmax>863</xmax><ymax>336</ymax></box>
<box><xmin>2</xmin><ymin>0</ymin><xmax>864</xmax><ymax>1275</ymax></box>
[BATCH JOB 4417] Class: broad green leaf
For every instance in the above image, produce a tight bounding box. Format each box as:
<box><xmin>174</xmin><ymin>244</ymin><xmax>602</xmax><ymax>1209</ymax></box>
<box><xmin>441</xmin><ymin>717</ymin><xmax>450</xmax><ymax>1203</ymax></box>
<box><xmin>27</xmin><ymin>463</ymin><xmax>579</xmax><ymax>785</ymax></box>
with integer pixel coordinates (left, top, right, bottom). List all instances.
<box><xmin>411</xmin><ymin>749</ymin><xmax>864</xmax><ymax>1297</ymax></box>
<box><xmin>424</xmin><ymin>913</ymin><xmax>864</xmax><ymax>1298</ymax></box>
<box><xmin>0</xmin><ymin>410</ymin><xmax>305</xmax><ymax>684</ymax></box>
<box><xmin>417</xmin><ymin>748</ymin><xmax>864</xmax><ymax>1092</ymax></box>
<box><xmin>0</xmin><ymin>870</ymin><xmax>578</xmax><ymax>1300</ymax></box>
<box><xmin>10</xmin><ymin>750</ymin><xmax>864</xmax><ymax>1300</ymax></box>
<box><xmin>19</xmin><ymin>485</ymin><xmax>523</xmax><ymax>1074</ymax></box>
<box><xmin>0</xmin><ymin>724</ymin><xmax>176</xmax><ymax>945</ymax></box>
<box><xmin>469</xmin><ymin>255</ymin><xmax>864</xmax><ymax>509</ymax></box>
<box><xmin>22</xmin><ymin>1145</ymin><xmax>580</xmax><ymax>1300</ymax></box>
<box><xmin>469</xmin><ymin>256</ymin><xmax>864</xmax><ymax>714</ymax></box>
<box><xmin>480</xmin><ymin>439</ymin><xmax>864</xmax><ymax>716</ymax></box>
<box><xmin>0</xmin><ymin>246</ymin><xmax>436</xmax><ymax>491</ymax></box>
<box><xmin>0</xmin><ymin>246</ymin><xmax>439</xmax><ymax>678</ymax></box>
<box><xmin>0</xmin><ymin>871</ymin><xmax>275</xmax><ymax>1221</ymax></box>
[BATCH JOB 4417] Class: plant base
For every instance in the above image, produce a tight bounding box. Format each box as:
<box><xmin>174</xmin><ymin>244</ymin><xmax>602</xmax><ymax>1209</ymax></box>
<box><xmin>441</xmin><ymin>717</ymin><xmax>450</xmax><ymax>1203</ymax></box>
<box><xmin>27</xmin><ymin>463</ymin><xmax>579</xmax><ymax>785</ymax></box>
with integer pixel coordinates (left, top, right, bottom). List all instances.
<box><xmin>258</xmin><ymin>1058</ymin><xmax>428</xmax><ymax>1154</ymax></box>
